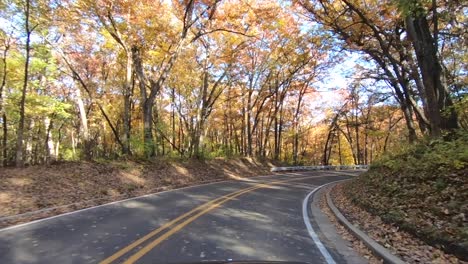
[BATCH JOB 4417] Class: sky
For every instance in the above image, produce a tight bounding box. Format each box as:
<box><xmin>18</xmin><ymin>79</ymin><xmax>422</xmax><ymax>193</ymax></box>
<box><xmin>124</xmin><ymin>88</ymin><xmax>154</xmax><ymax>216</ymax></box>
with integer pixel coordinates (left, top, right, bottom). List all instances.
<box><xmin>302</xmin><ymin>52</ymin><xmax>360</xmax><ymax>124</ymax></box>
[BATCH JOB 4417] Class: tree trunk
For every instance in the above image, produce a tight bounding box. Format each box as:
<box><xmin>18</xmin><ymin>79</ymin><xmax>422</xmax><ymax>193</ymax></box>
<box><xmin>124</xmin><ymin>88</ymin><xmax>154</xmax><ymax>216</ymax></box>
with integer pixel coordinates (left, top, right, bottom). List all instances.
<box><xmin>0</xmin><ymin>37</ymin><xmax>9</xmax><ymax>166</ymax></box>
<box><xmin>246</xmin><ymin>106</ymin><xmax>252</xmax><ymax>156</ymax></box>
<box><xmin>171</xmin><ymin>86</ymin><xmax>176</xmax><ymax>152</ymax></box>
<box><xmin>44</xmin><ymin>116</ymin><xmax>55</xmax><ymax>164</ymax></box>
<box><xmin>292</xmin><ymin>84</ymin><xmax>307</xmax><ymax>165</ymax></box>
<box><xmin>142</xmin><ymin>99</ymin><xmax>155</xmax><ymax>157</ymax></box>
<box><xmin>2</xmin><ymin>113</ymin><xmax>7</xmax><ymax>166</ymax></box>
<box><xmin>75</xmin><ymin>88</ymin><xmax>91</xmax><ymax>159</ymax></box>
<box><xmin>276</xmin><ymin>102</ymin><xmax>284</xmax><ymax>160</ymax></box>
<box><xmin>323</xmin><ymin>128</ymin><xmax>334</xmax><ymax>165</ymax></box>
<box><xmin>405</xmin><ymin>15</ymin><xmax>458</xmax><ymax>136</ymax></box>
<box><xmin>338</xmin><ymin>134</ymin><xmax>343</xmax><ymax>165</ymax></box>
<box><xmin>241</xmin><ymin>90</ymin><xmax>247</xmax><ymax>156</ymax></box>
<box><xmin>55</xmin><ymin>125</ymin><xmax>61</xmax><ymax>159</ymax></box>
<box><xmin>122</xmin><ymin>54</ymin><xmax>133</xmax><ymax>155</ymax></box>
<box><xmin>25</xmin><ymin>119</ymin><xmax>34</xmax><ymax>165</ymax></box>
<box><xmin>354</xmin><ymin>118</ymin><xmax>361</xmax><ymax>164</ymax></box>
<box><xmin>16</xmin><ymin>0</ymin><xmax>32</xmax><ymax>167</ymax></box>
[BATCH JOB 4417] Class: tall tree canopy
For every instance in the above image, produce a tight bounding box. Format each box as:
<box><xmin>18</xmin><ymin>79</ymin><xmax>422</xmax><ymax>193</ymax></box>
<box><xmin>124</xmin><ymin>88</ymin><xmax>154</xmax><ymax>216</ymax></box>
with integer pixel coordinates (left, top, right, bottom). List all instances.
<box><xmin>0</xmin><ymin>0</ymin><xmax>465</xmax><ymax>166</ymax></box>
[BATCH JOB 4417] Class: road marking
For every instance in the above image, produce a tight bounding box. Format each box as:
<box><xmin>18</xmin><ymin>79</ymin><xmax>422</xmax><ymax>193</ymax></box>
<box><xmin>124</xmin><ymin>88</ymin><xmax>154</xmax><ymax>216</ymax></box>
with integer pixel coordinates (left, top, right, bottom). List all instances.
<box><xmin>0</xmin><ymin>172</ymin><xmax>302</xmax><ymax>233</ymax></box>
<box><xmin>99</xmin><ymin>184</ymin><xmax>261</xmax><ymax>264</ymax></box>
<box><xmin>102</xmin><ymin>175</ymin><xmax>321</xmax><ymax>264</ymax></box>
<box><xmin>0</xmin><ymin>180</ymin><xmax>229</xmax><ymax>233</ymax></box>
<box><xmin>122</xmin><ymin>183</ymin><xmax>272</xmax><ymax>264</ymax></box>
<box><xmin>273</xmin><ymin>182</ymin><xmax>318</xmax><ymax>190</ymax></box>
<box><xmin>302</xmin><ymin>181</ymin><xmax>346</xmax><ymax>264</ymax></box>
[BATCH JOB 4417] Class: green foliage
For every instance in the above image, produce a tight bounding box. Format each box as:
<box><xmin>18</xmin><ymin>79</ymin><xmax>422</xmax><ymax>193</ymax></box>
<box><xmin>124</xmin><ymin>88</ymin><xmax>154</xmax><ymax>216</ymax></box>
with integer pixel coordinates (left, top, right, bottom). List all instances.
<box><xmin>206</xmin><ymin>147</ymin><xmax>230</xmax><ymax>159</ymax></box>
<box><xmin>373</xmin><ymin>131</ymin><xmax>468</xmax><ymax>172</ymax></box>
<box><xmin>396</xmin><ymin>0</ymin><xmax>430</xmax><ymax>17</ymax></box>
<box><xmin>129</xmin><ymin>137</ymin><xmax>146</xmax><ymax>158</ymax></box>
<box><xmin>62</xmin><ymin>148</ymin><xmax>80</xmax><ymax>161</ymax></box>
<box><xmin>454</xmin><ymin>96</ymin><xmax>468</xmax><ymax>130</ymax></box>
<box><xmin>347</xmin><ymin>130</ymin><xmax>468</xmax><ymax>258</ymax></box>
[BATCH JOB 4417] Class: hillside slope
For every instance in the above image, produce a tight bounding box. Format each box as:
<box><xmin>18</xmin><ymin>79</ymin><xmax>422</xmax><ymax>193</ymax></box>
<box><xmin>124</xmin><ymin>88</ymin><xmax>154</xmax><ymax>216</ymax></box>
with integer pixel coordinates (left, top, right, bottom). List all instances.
<box><xmin>0</xmin><ymin>157</ymin><xmax>280</xmax><ymax>227</ymax></box>
<box><xmin>344</xmin><ymin>133</ymin><xmax>468</xmax><ymax>260</ymax></box>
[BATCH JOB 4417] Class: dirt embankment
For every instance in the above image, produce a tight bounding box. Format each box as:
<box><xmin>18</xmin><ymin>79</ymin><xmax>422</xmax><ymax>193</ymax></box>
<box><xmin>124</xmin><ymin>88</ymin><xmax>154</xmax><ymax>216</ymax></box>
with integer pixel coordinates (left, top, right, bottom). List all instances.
<box><xmin>0</xmin><ymin>157</ymin><xmax>280</xmax><ymax>227</ymax></box>
<box><xmin>342</xmin><ymin>134</ymin><xmax>468</xmax><ymax>261</ymax></box>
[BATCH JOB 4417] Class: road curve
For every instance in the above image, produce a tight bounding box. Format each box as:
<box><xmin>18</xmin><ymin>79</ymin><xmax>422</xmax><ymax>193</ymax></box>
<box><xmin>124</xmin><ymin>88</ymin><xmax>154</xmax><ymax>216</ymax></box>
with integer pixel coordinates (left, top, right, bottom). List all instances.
<box><xmin>0</xmin><ymin>170</ymin><xmax>363</xmax><ymax>264</ymax></box>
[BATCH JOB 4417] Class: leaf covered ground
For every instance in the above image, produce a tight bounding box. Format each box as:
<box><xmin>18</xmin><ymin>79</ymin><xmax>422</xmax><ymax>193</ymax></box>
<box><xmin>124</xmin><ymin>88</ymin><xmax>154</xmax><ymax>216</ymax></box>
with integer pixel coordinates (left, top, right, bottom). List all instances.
<box><xmin>343</xmin><ymin>133</ymin><xmax>468</xmax><ymax>261</ymax></box>
<box><xmin>0</xmin><ymin>157</ymin><xmax>280</xmax><ymax>228</ymax></box>
<box><xmin>332</xmin><ymin>183</ymin><xmax>463</xmax><ymax>263</ymax></box>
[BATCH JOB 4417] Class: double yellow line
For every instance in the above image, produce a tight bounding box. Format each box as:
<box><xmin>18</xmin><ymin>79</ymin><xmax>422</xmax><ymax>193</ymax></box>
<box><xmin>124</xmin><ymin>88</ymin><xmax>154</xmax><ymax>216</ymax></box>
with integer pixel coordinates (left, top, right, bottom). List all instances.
<box><xmin>100</xmin><ymin>175</ymin><xmax>313</xmax><ymax>264</ymax></box>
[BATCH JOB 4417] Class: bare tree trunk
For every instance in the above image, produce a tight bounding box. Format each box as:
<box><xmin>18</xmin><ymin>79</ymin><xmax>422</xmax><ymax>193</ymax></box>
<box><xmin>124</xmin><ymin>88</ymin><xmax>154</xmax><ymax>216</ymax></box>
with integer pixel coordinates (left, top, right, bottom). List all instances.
<box><xmin>44</xmin><ymin>116</ymin><xmax>54</xmax><ymax>164</ymax></box>
<box><xmin>2</xmin><ymin>113</ymin><xmax>7</xmax><ymax>166</ymax></box>
<box><xmin>241</xmin><ymin>89</ymin><xmax>247</xmax><ymax>156</ymax></box>
<box><xmin>273</xmin><ymin>87</ymin><xmax>281</xmax><ymax>160</ymax></box>
<box><xmin>0</xmin><ymin>36</ymin><xmax>9</xmax><ymax>166</ymax></box>
<box><xmin>179</xmin><ymin>116</ymin><xmax>184</xmax><ymax>156</ymax></box>
<box><xmin>71</xmin><ymin>129</ymin><xmax>76</xmax><ymax>157</ymax></box>
<box><xmin>405</xmin><ymin>14</ymin><xmax>458</xmax><ymax>136</ymax></box>
<box><xmin>75</xmin><ymin>88</ymin><xmax>91</xmax><ymax>159</ymax></box>
<box><xmin>276</xmin><ymin>102</ymin><xmax>284</xmax><ymax>160</ymax></box>
<box><xmin>258</xmin><ymin>113</ymin><xmax>265</xmax><ymax>156</ymax></box>
<box><xmin>25</xmin><ymin>119</ymin><xmax>34</xmax><ymax>165</ymax></box>
<box><xmin>16</xmin><ymin>0</ymin><xmax>33</xmax><ymax>167</ymax></box>
<box><xmin>246</xmin><ymin>100</ymin><xmax>252</xmax><ymax>156</ymax></box>
<box><xmin>354</xmin><ymin>118</ymin><xmax>361</xmax><ymax>164</ymax></box>
<box><xmin>293</xmin><ymin>83</ymin><xmax>307</xmax><ymax>164</ymax></box>
<box><xmin>274</xmin><ymin>115</ymin><xmax>279</xmax><ymax>160</ymax></box>
<box><xmin>171</xmin><ymin>86</ymin><xmax>176</xmax><ymax>152</ymax></box>
<box><xmin>142</xmin><ymin>99</ymin><xmax>155</xmax><ymax>157</ymax></box>
<box><xmin>55</xmin><ymin>125</ymin><xmax>61</xmax><ymax>159</ymax></box>
<box><xmin>323</xmin><ymin>128</ymin><xmax>334</xmax><ymax>166</ymax></box>
<box><xmin>122</xmin><ymin>54</ymin><xmax>133</xmax><ymax>155</ymax></box>
<box><xmin>263</xmin><ymin>109</ymin><xmax>274</xmax><ymax>158</ymax></box>
<box><xmin>191</xmin><ymin>56</ymin><xmax>228</xmax><ymax>159</ymax></box>
<box><xmin>338</xmin><ymin>134</ymin><xmax>343</xmax><ymax>165</ymax></box>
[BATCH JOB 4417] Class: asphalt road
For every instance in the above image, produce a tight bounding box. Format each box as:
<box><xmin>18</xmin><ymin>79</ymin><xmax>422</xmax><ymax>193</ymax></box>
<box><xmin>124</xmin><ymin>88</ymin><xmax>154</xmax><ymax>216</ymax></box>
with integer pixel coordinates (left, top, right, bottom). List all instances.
<box><xmin>0</xmin><ymin>170</ymin><xmax>365</xmax><ymax>264</ymax></box>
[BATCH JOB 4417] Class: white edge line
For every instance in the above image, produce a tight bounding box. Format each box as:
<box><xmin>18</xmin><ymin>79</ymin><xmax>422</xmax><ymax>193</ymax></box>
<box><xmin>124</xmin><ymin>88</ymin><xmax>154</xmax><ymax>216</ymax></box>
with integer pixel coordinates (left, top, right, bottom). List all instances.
<box><xmin>0</xmin><ymin>171</ymin><xmax>302</xmax><ymax>232</ymax></box>
<box><xmin>302</xmin><ymin>180</ymin><xmax>348</xmax><ymax>264</ymax></box>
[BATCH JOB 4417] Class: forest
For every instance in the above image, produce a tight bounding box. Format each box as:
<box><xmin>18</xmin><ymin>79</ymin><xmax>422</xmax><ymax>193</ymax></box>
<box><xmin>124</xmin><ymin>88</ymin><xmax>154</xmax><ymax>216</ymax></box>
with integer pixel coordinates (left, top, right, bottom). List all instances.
<box><xmin>0</xmin><ymin>0</ymin><xmax>466</xmax><ymax>167</ymax></box>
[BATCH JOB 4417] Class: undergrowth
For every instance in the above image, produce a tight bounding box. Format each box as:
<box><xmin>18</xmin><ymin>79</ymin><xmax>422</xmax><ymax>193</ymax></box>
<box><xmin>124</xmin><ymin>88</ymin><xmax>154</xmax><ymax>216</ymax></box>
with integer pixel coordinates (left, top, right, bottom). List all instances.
<box><xmin>345</xmin><ymin>131</ymin><xmax>468</xmax><ymax>260</ymax></box>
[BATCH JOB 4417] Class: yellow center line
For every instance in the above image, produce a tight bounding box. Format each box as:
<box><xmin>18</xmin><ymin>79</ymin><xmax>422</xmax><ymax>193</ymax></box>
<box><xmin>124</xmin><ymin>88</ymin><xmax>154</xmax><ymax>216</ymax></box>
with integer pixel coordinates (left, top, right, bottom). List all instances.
<box><xmin>121</xmin><ymin>176</ymin><xmax>315</xmax><ymax>264</ymax></box>
<box><xmin>122</xmin><ymin>184</ymin><xmax>269</xmax><ymax>264</ymax></box>
<box><xmin>99</xmin><ymin>185</ymin><xmax>261</xmax><ymax>264</ymax></box>
<box><xmin>100</xmin><ymin>176</ymin><xmax>316</xmax><ymax>264</ymax></box>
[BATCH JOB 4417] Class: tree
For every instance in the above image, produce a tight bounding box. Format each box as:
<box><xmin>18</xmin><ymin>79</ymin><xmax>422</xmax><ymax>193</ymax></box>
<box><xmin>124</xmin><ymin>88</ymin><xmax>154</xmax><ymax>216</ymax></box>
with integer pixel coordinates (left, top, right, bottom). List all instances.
<box><xmin>0</xmin><ymin>31</ymin><xmax>10</xmax><ymax>166</ymax></box>
<box><xmin>401</xmin><ymin>0</ymin><xmax>458</xmax><ymax>136</ymax></box>
<box><xmin>0</xmin><ymin>0</ymin><xmax>461</xmax><ymax>166</ymax></box>
<box><xmin>16</xmin><ymin>0</ymin><xmax>35</xmax><ymax>167</ymax></box>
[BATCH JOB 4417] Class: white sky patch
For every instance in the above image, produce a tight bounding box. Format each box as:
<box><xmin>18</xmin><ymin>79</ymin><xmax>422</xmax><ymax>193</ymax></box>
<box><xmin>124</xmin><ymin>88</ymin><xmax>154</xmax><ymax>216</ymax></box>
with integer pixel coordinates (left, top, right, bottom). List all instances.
<box><xmin>301</xmin><ymin>53</ymin><xmax>360</xmax><ymax>124</ymax></box>
<box><xmin>317</xmin><ymin>52</ymin><xmax>359</xmax><ymax>92</ymax></box>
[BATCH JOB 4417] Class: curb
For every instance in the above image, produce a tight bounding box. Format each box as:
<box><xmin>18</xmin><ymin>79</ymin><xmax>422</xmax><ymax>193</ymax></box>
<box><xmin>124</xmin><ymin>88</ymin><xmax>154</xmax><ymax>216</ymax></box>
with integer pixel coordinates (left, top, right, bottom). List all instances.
<box><xmin>325</xmin><ymin>185</ymin><xmax>406</xmax><ymax>264</ymax></box>
<box><xmin>271</xmin><ymin>165</ymin><xmax>369</xmax><ymax>172</ymax></box>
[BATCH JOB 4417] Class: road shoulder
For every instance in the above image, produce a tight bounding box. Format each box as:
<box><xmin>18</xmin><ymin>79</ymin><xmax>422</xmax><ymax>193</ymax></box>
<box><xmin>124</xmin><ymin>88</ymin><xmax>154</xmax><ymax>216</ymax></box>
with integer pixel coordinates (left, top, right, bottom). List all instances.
<box><xmin>310</xmin><ymin>187</ymin><xmax>368</xmax><ymax>264</ymax></box>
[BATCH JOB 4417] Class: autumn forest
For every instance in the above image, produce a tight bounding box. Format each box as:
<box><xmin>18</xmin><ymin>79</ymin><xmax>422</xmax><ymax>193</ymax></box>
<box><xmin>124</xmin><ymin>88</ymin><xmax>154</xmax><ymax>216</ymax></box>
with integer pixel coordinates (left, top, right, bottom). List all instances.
<box><xmin>0</xmin><ymin>0</ymin><xmax>466</xmax><ymax>167</ymax></box>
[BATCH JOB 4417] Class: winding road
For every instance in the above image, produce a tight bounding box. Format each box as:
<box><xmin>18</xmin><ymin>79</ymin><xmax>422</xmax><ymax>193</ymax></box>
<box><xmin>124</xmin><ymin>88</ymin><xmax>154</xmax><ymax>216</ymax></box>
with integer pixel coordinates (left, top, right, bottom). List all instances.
<box><xmin>0</xmin><ymin>170</ymin><xmax>366</xmax><ymax>264</ymax></box>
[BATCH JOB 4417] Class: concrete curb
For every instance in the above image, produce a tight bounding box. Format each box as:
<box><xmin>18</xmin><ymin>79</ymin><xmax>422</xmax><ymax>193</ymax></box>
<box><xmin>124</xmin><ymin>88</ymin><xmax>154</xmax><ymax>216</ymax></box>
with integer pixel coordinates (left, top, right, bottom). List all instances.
<box><xmin>325</xmin><ymin>185</ymin><xmax>406</xmax><ymax>264</ymax></box>
<box><xmin>271</xmin><ymin>165</ymin><xmax>369</xmax><ymax>172</ymax></box>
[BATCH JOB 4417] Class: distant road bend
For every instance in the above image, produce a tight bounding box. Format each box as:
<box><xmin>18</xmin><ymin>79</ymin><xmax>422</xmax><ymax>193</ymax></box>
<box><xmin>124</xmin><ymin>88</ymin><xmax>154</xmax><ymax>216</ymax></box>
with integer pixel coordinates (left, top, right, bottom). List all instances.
<box><xmin>0</xmin><ymin>170</ymin><xmax>364</xmax><ymax>264</ymax></box>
